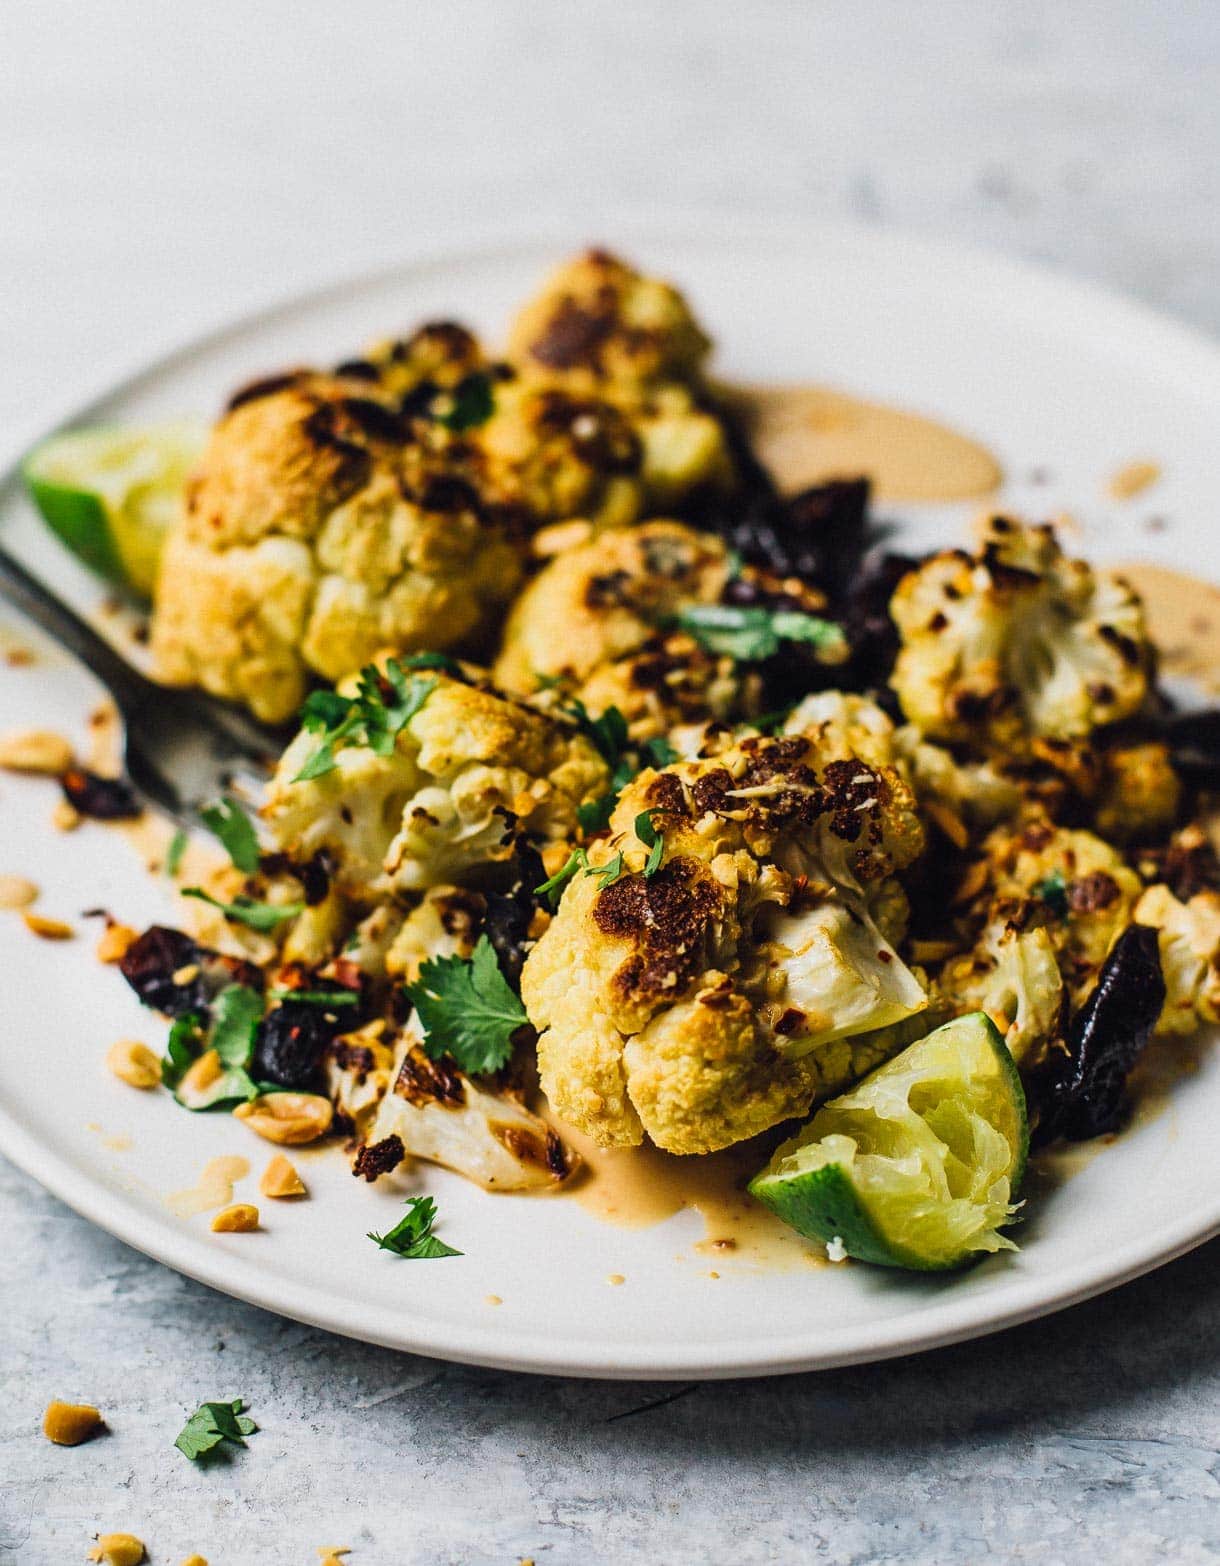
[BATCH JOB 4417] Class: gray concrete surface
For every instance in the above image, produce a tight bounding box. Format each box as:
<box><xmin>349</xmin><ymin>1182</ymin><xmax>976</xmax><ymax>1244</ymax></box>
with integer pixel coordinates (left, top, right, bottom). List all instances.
<box><xmin>2</xmin><ymin>3</ymin><xmax>1219</xmax><ymax>1561</ymax></box>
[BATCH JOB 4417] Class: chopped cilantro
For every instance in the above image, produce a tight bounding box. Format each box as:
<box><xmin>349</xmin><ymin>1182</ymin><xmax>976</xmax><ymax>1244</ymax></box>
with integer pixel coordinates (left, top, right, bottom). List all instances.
<box><xmin>181</xmin><ymin>889</ymin><xmax>303</xmax><ymax>932</ymax></box>
<box><xmin>397</xmin><ymin>652</ymin><xmax>465</xmax><ymax>676</ymax></box>
<box><xmin>161</xmin><ymin>1011</ymin><xmax>204</xmax><ymax>1090</ymax></box>
<box><xmin>564</xmin><ymin>704</ymin><xmax>680</xmax><ymax>836</ymax></box>
<box><xmin>293</xmin><ymin>658</ymin><xmax>437</xmax><ymax>780</ymax></box>
<box><xmin>405</xmin><ymin>934</ymin><xmax>529</xmax><ymax>1076</ymax></box>
<box><xmin>576</xmin><ymin>794</ymin><xmax>617</xmax><ymax>836</ymax></box>
<box><xmin>162</xmin><ymin>985</ymin><xmax>263</xmax><ymax>1109</ymax></box>
<box><xmin>535</xmin><ymin>847</ymin><xmax>589</xmax><ymax>907</ymax></box>
<box><xmin>268</xmin><ymin>988</ymin><xmax>360</xmax><ymax>1007</ymax></box>
<box><xmin>368</xmin><ymin>1194</ymin><xmax>462</xmax><ymax>1259</ymax></box>
<box><xmin>199</xmin><ymin>795</ymin><xmax>261</xmax><ymax>875</ymax></box>
<box><xmin>1035</xmin><ymin>870</ymin><xmax>1069</xmax><ymax>918</ymax></box>
<box><xmin>634</xmin><ymin>810</ymin><xmax>664</xmax><ymax>877</ymax></box>
<box><xmin>174</xmin><ymin>1398</ymin><xmax>258</xmax><ymax>1462</ymax></box>
<box><xmin>591</xmin><ymin>849</ymin><xmax>625</xmax><ymax>889</ymax></box>
<box><xmin>433</xmin><ymin>372</ymin><xmax>494</xmax><ymax>432</ymax></box>
<box><xmin>165</xmin><ymin>828</ymin><xmax>188</xmax><ymax>878</ymax></box>
<box><xmin>750</xmin><ymin>707</ymin><xmax>797</xmax><ymax>735</ymax></box>
<box><xmin>638</xmin><ymin>735</ymin><xmax>679</xmax><ymax>771</ymax></box>
<box><xmin>674</xmin><ymin>604</ymin><xmax>847</xmax><ymax>663</ymax></box>
<box><xmin>566</xmin><ymin>699</ymin><xmax>630</xmax><ymax>770</ymax></box>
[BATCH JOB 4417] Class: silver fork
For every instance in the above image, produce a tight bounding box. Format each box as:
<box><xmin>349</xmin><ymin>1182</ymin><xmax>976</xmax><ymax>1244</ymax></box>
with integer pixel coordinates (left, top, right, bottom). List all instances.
<box><xmin>0</xmin><ymin>542</ymin><xmax>288</xmax><ymax>827</ymax></box>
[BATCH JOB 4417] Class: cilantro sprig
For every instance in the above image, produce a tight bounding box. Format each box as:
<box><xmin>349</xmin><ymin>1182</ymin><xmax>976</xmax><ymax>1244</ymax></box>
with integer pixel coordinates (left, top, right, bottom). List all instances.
<box><xmin>534</xmin><ymin>845</ymin><xmax>628</xmax><ymax>908</ymax></box>
<box><xmin>293</xmin><ymin>659</ymin><xmax>438</xmax><ymax>782</ymax></box>
<box><xmin>634</xmin><ymin>810</ymin><xmax>665</xmax><ymax>877</ymax></box>
<box><xmin>181</xmin><ymin>888</ymin><xmax>303</xmax><ymax>932</ymax></box>
<box><xmin>673</xmin><ymin>604</ymin><xmax>847</xmax><ymax>663</ymax></box>
<box><xmin>165</xmin><ymin>827</ymin><xmax>188</xmax><ymax>878</ymax></box>
<box><xmin>174</xmin><ymin>1398</ymin><xmax>258</xmax><ymax>1462</ymax></box>
<box><xmin>433</xmin><ymin>372</ymin><xmax>495</xmax><ymax>432</ymax></box>
<box><xmin>368</xmin><ymin>1195</ymin><xmax>462</xmax><ymax>1259</ymax></box>
<box><xmin>161</xmin><ymin>984</ymin><xmax>264</xmax><ymax>1109</ymax></box>
<box><xmin>199</xmin><ymin>795</ymin><xmax>261</xmax><ymax>874</ymax></box>
<box><xmin>564</xmin><ymin>702</ymin><xmax>679</xmax><ymax>838</ymax></box>
<box><xmin>404</xmin><ymin>935</ymin><xmax>529</xmax><ymax>1076</ymax></box>
<box><xmin>1034</xmin><ymin>869</ymin><xmax>1069</xmax><ymax>918</ymax></box>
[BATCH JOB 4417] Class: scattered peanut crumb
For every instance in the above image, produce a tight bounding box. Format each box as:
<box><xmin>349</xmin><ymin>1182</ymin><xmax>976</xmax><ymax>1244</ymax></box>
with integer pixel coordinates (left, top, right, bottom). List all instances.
<box><xmin>1108</xmin><ymin>459</ymin><xmax>1161</xmax><ymax>500</ymax></box>
<box><xmin>707</xmin><ymin>1271</ymin><xmax>720</xmax><ymax>1280</ymax></box>
<box><xmin>485</xmin><ymin>1294</ymin><xmax>503</xmax><ymax>1306</ymax></box>
<box><xmin>106</xmin><ymin>1039</ymin><xmax>162</xmax><ymax>1091</ymax></box>
<box><xmin>0</xmin><ymin>874</ymin><xmax>38</xmax><ymax>909</ymax></box>
<box><xmin>4</xmin><ymin>645</ymin><xmax>35</xmax><ymax>667</ymax></box>
<box><xmin>259</xmin><ymin>1153</ymin><xmax>307</xmax><ymax>1199</ymax></box>
<box><xmin>96</xmin><ymin>923</ymin><xmax>138</xmax><ymax>964</ymax></box>
<box><xmin>180</xmin><ymin>1556</ymin><xmax>209</xmax><ymax>1566</ymax></box>
<box><xmin>23</xmin><ymin>912</ymin><xmax>74</xmax><ymax>940</ymax></box>
<box><xmin>0</xmin><ymin>727</ymin><xmax>73</xmax><ymax>775</ymax></box>
<box><xmin>607</xmin><ymin>1273</ymin><xmax>625</xmax><ymax>1286</ymax></box>
<box><xmin>171</xmin><ymin>963</ymin><xmax>200</xmax><ymax>986</ymax></box>
<box><xmin>211</xmin><ymin>1203</ymin><xmax>260</xmax><ymax>1233</ymax></box>
<box><xmin>52</xmin><ymin>799</ymin><xmax>81</xmax><ymax>832</ymax></box>
<box><xmin>317</xmin><ymin>1551</ymin><xmax>351</xmax><ymax>1564</ymax></box>
<box><xmin>43</xmin><ymin>1401</ymin><xmax>104</xmax><ymax>1446</ymax></box>
<box><xmin>87</xmin><ymin>1536</ymin><xmax>145</xmax><ymax>1566</ymax></box>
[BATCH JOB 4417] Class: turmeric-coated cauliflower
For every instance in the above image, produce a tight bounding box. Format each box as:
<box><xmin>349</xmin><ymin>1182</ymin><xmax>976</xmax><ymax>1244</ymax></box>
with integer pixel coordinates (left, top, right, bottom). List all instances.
<box><xmin>890</xmin><ymin>517</ymin><xmax>1153</xmax><ymax>751</ymax></box>
<box><xmin>522</xmin><ymin>732</ymin><xmax>927</xmax><ymax>1153</ymax></box>
<box><xmin>263</xmin><ymin>667</ymin><xmax>609</xmax><ymax>897</ymax></box>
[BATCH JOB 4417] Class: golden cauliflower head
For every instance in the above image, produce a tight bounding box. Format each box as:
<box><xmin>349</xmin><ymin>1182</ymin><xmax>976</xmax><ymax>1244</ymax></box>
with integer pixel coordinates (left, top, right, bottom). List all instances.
<box><xmin>890</xmin><ymin>516</ymin><xmax>1153</xmax><ymax>751</ymax></box>
<box><xmin>522</xmin><ymin>731</ymin><xmax>928</xmax><ymax>1154</ymax></box>
<box><xmin>508</xmin><ymin>249</ymin><xmax>711</xmax><ymax>394</ymax></box>
<box><xmin>263</xmin><ymin>667</ymin><xmax>609</xmax><ymax>897</ymax></box>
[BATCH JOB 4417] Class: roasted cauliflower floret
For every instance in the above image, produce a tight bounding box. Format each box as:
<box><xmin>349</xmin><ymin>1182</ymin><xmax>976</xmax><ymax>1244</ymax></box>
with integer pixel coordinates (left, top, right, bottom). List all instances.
<box><xmin>890</xmin><ymin>516</ymin><xmax>1152</xmax><ymax>751</ymax></box>
<box><xmin>1095</xmin><ymin>741</ymin><xmax>1182</xmax><ymax>845</ymax></box>
<box><xmin>495</xmin><ymin>520</ymin><xmax>735</xmax><ymax>694</ymax></box>
<box><xmin>938</xmin><ymin>926</ymin><xmax>1064</xmax><ymax>1065</ymax></box>
<box><xmin>508</xmin><ymin>249</ymin><xmax>711</xmax><ymax>394</ymax></box>
<box><xmin>1133</xmin><ymin>883</ymin><xmax>1220</xmax><ymax>1035</ymax></box>
<box><xmin>151</xmin><ymin>356</ymin><xmax>526</xmax><ymax>721</ymax></box>
<box><xmin>522</xmin><ymin>733</ymin><xmax>928</xmax><ymax>1153</ymax></box>
<box><xmin>263</xmin><ymin>669</ymin><xmax>609</xmax><ymax>896</ymax></box>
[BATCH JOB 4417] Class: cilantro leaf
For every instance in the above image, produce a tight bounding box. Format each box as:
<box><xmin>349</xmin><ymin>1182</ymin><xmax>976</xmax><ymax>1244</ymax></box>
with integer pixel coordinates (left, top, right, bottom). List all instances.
<box><xmin>638</xmin><ymin>735</ymin><xmax>679</xmax><ymax>770</ymax></box>
<box><xmin>535</xmin><ymin>847</ymin><xmax>588</xmax><ymax>908</ymax></box>
<box><xmin>398</xmin><ymin>652</ymin><xmax>465</xmax><ymax>676</ymax></box>
<box><xmin>292</xmin><ymin>660</ymin><xmax>437</xmax><ymax>779</ymax></box>
<box><xmin>210</xmin><ymin>985</ymin><xmax>263</xmax><ymax>1067</ymax></box>
<box><xmin>634</xmin><ymin>810</ymin><xmax>664</xmax><ymax>877</ymax></box>
<box><xmin>591</xmin><ymin>849</ymin><xmax>625</xmax><ymax>888</ymax></box>
<box><xmin>1035</xmin><ymin>870</ymin><xmax>1069</xmax><ymax>918</ymax></box>
<box><xmin>433</xmin><ymin>372</ymin><xmax>494</xmax><ymax>432</ymax></box>
<box><xmin>181</xmin><ymin>889</ymin><xmax>303</xmax><ymax>931</ymax></box>
<box><xmin>162</xmin><ymin>1011</ymin><xmax>204</xmax><ymax>1090</ymax></box>
<box><xmin>199</xmin><ymin>796</ymin><xmax>261</xmax><ymax>875</ymax></box>
<box><xmin>674</xmin><ymin>604</ymin><xmax>846</xmax><ymax>663</ymax></box>
<box><xmin>165</xmin><ymin>828</ymin><xmax>188</xmax><ymax>878</ymax></box>
<box><xmin>268</xmin><ymin>988</ymin><xmax>360</xmax><ymax>1007</ymax></box>
<box><xmin>405</xmin><ymin>935</ymin><xmax>528</xmax><ymax>1076</ymax></box>
<box><xmin>368</xmin><ymin>1194</ymin><xmax>462</xmax><ymax>1258</ymax></box>
<box><xmin>174</xmin><ymin>1398</ymin><xmax>258</xmax><ymax>1462</ymax></box>
<box><xmin>576</xmin><ymin>794</ymin><xmax>617</xmax><ymax>836</ymax></box>
<box><xmin>565</xmin><ymin>699</ymin><xmax>630</xmax><ymax>770</ymax></box>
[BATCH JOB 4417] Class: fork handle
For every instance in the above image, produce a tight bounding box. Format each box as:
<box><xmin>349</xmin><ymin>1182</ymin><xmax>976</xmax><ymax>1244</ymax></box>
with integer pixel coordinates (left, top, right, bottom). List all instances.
<box><xmin>0</xmin><ymin>541</ymin><xmax>162</xmax><ymax>714</ymax></box>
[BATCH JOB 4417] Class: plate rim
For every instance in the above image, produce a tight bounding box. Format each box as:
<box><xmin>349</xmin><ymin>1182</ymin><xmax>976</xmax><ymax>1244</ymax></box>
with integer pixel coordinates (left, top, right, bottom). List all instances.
<box><xmin>3</xmin><ymin>211</ymin><xmax>1219</xmax><ymax>1379</ymax></box>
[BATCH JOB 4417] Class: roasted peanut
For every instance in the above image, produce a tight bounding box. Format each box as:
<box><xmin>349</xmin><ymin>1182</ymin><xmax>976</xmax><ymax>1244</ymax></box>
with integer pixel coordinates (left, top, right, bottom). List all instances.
<box><xmin>210</xmin><ymin>1203</ymin><xmax>260</xmax><ymax>1233</ymax></box>
<box><xmin>0</xmin><ymin>727</ymin><xmax>73</xmax><ymax>774</ymax></box>
<box><xmin>259</xmin><ymin>1153</ymin><xmax>307</xmax><ymax>1199</ymax></box>
<box><xmin>96</xmin><ymin>923</ymin><xmax>138</xmax><ymax>963</ymax></box>
<box><xmin>23</xmin><ymin>912</ymin><xmax>73</xmax><ymax>940</ymax></box>
<box><xmin>43</xmin><ymin>1401</ymin><xmax>104</xmax><ymax>1445</ymax></box>
<box><xmin>87</xmin><ymin>1536</ymin><xmax>146</xmax><ymax>1566</ymax></box>
<box><xmin>235</xmin><ymin>1092</ymin><xmax>333</xmax><ymax>1145</ymax></box>
<box><xmin>106</xmin><ymin>1040</ymin><xmax>162</xmax><ymax>1091</ymax></box>
<box><xmin>0</xmin><ymin>874</ymin><xmax>38</xmax><ymax>909</ymax></box>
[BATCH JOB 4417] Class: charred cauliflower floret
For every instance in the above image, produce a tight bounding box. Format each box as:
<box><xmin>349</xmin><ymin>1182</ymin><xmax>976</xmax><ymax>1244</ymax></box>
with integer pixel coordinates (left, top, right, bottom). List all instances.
<box><xmin>1094</xmin><ymin>741</ymin><xmax>1182</xmax><ymax>845</ymax></box>
<box><xmin>1133</xmin><ymin>883</ymin><xmax>1220</xmax><ymax>1035</ymax></box>
<box><xmin>522</xmin><ymin>733</ymin><xmax>928</xmax><ymax>1153</ymax></box>
<box><xmin>508</xmin><ymin>249</ymin><xmax>711</xmax><ymax>394</ymax></box>
<box><xmin>263</xmin><ymin>668</ymin><xmax>609</xmax><ymax>896</ymax></box>
<box><xmin>890</xmin><ymin>517</ymin><xmax>1152</xmax><ymax>751</ymax></box>
<box><xmin>495</xmin><ymin>520</ymin><xmax>735</xmax><ymax>693</ymax></box>
<box><xmin>938</xmin><ymin>927</ymin><xmax>1065</xmax><ymax>1065</ymax></box>
<box><xmin>150</xmin><ymin>346</ymin><xmax>528</xmax><ymax>721</ymax></box>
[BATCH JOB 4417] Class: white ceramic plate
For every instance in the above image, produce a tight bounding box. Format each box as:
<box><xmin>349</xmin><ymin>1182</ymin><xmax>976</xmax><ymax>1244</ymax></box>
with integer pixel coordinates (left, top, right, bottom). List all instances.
<box><xmin>2</xmin><ymin>218</ymin><xmax>1218</xmax><ymax>1380</ymax></box>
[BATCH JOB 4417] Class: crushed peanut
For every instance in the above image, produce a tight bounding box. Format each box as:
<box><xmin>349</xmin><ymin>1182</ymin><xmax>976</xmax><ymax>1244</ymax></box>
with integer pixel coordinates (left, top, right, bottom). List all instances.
<box><xmin>235</xmin><ymin>1091</ymin><xmax>333</xmax><ymax>1145</ymax></box>
<box><xmin>210</xmin><ymin>1203</ymin><xmax>260</xmax><ymax>1233</ymax></box>
<box><xmin>0</xmin><ymin>874</ymin><xmax>38</xmax><ymax>909</ymax></box>
<box><xmin>0</xmin><ymin>727</ymin><xmax>73</xmax><ymax>775</ymax></box>
<box><xmin>1107</xmin><ymin>459</ymin><xmax>1161</xmax><ymax>500</ymax></box>
<box><xmin>171</xmin><ymin>963</ymin><xmax>200</xmax><ymax>986</ymax></box>
<box><xmin>259</xmin><ymin>1153</ymin><xmax>307</xmax><ymax>1199</ymax></box>
<box><xmin>87</xmin><ymin>1536</ymin><xmax>145</xmax><ymax>1566</ymax></box>
<box><xmin>180</xmin><ymin>1557</ymin><xmax>209</xmax><ymax>1566</ymax></box>
<box><xmin>175</xmin><ymin>1048</ymin><xmax>224</xmax><ymax>1109</ymax></box>
<box><xmin>52</xmin><ymin>799</ymin><xmax>81</xmax><ymax>832</ymax></box>
<box><xmin>43</xmin><ymin>1401</ymin><xmax>104</xmax><ymax>1445</ymax></box>
<box><xmin>96</xmin><ymin>923</ymin><xmax>138</xmax><ymax>963</ymax></box>
<box><xmin>23</xmin><ymin>912</ymin><xmax>74</xmax><ymax>940</ymax></box>
<box><xmin>106</xmin><ymin>1039</ymin><xmax>162</xmax><ymax>1091</ymax></box>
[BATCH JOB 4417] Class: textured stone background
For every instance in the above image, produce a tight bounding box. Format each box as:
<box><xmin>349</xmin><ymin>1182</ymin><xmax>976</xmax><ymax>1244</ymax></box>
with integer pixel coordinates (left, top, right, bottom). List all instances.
<box><xmin>2</xmin><ymin>3</ymin><xmax>1219</xmax><ymax>1562</ymax></box>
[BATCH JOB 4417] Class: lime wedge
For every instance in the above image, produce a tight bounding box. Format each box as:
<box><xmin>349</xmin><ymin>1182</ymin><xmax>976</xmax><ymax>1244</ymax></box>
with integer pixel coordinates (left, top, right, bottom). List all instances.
<box><xmin>749</xmin><ymin>1011</ymin><xmax>1027</xmax><ymax>1271</ymax></box>
<box><xmin>23</xmin><ymin>421</ymin><xmax>206</xmax><ymax>598</ymax></box>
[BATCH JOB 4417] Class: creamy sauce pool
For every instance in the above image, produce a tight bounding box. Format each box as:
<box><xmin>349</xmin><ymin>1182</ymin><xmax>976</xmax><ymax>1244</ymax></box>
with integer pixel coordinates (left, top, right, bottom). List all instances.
<box><xmin>725</xmin><ymin>383</ymin><xmax>1002</xmax><ymax>502</ymax></box>
<box><xmin>1118</xmin><ymin>562</ymin><xmax>1220</xmax><ymax>693</ymax></box>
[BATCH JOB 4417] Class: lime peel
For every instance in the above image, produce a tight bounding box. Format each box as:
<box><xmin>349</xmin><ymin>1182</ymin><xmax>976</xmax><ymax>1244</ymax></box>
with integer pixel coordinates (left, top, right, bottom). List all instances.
<box><xmin>749</xmin><ymin>1011</ymin><xmax>1028</xmax><ymax>1272</ymax></box>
